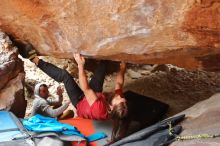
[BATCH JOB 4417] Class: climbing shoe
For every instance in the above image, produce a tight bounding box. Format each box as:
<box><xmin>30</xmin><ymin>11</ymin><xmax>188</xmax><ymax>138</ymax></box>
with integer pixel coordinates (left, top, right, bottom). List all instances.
<box><xmin>13</xmin><ymin>39</ymin><xmax>37</xmax><ymax>60</ymax></box>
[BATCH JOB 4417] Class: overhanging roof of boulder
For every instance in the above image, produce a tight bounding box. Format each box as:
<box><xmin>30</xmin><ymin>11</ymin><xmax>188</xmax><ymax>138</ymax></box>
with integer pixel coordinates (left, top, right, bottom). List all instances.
<box><xmin>0</xmin><ymin>0</ymin><xmax>219</xmax><ymax>71</ymax></box>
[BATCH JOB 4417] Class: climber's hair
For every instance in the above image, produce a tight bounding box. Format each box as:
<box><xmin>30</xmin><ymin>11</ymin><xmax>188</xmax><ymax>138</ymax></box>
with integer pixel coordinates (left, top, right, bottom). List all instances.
<box><xmin>39</xmin><ymin>84</ymin><xmax>48</xmax><ymax>89</ymax></box>
<box><xmin>103</xmin><ymin>92</ymin><xmax>129</xmax><ymax>141</ymax></box>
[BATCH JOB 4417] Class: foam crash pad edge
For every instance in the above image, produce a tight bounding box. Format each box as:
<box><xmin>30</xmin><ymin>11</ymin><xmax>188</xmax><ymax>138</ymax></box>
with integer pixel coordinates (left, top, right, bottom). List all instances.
<box><xmin>61</xmin><ymin>117</ymin><xmax>113</xmax><ymax>146</ymax></box>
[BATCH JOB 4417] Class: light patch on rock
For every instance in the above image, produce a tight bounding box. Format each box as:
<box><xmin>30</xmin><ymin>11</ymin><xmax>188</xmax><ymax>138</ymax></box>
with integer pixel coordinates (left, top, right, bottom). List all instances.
<box><xmin>96</xmin><ymin>27</ymin><xmax>151</xmax><ymax>49</ymax></box>
<box><xmin>127</xmin><ymin>69</ymin><xmax>142</xmax><ymax>79</ymax></box>
<box><xmin>111</xmin><ymin>14</ymin><xmax>120</xmax><ymax>21</ymax></box>
<box><xmin>40</xmin><ymin>44</ymin><xmax>51</xmax><ymax>51</ymax></box>
<box><xmin>139</xmin><ymin>4</ymin><xmax>155</xmax><ymax>17</ymax></box>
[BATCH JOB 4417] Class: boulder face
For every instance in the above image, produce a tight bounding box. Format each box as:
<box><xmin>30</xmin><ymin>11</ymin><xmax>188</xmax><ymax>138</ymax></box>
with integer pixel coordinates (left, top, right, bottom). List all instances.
<box><xmin>0</xmin><ymin>0</ymin><xmax>220</xmax><ymax>71</ymax></box>
<box><xmin>0</xmin><ymin>31</ymin><xmax>26</xmax><ymax>118</ymax></box>
<box><xmin>171</xmin><ymin>93</ymin><xmax>220</xmax><ymax>146</ymax></box>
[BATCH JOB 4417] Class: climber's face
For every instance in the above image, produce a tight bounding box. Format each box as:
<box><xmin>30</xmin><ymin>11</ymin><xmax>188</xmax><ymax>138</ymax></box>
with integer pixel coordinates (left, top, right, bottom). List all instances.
<box><xmin>39</xmin><ymin>85</ymin><xmax>49</xmax><ymax>99</ymax></box>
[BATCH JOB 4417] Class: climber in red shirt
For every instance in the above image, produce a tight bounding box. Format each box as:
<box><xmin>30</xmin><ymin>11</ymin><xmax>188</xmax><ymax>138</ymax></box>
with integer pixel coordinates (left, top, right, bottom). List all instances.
<box><xmin>12</xmin><ymin>40</ymin><xmax>128</xmax><ymax>141</ymax></box>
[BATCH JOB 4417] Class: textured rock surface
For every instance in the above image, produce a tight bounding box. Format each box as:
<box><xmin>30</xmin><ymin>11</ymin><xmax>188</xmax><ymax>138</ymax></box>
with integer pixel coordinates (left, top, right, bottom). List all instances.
<box><xmin>124</xmin><ymin>65</ymin><xmax>220</xmax><ymax>116</ymax></box>
<box><xmin>0</xmin><ymin>31</ymin><xmax>26</xmax><ymax>118</ymax></box>
<box><xmin>0</xmin><ymin>0</ymin><xmax>219</xmax><ymax>71</ymax></box>
<box><xmin>171</xmin><ymin>93</ymin><xmax>220</xmax><ymax>146</ymax></box>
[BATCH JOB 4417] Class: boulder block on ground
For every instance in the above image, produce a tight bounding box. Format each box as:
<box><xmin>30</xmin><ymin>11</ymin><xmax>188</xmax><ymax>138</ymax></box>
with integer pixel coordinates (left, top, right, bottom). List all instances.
<box><xmin>172</xmin><ymin>93</ymin><xmax>220</xmax><ymax>146</ymax></box>
<box><xmin>0</xmin><ymin>32</ymin><xmax>26</xmax><ymax>118</ymax></box>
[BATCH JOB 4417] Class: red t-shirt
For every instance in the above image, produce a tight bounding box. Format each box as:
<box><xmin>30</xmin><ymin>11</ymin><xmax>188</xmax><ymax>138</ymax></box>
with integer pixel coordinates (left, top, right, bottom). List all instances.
<box><xmin>76</xmin><ymin>92</ymin><xmax>109</xmax><ymax>120</ymax></box>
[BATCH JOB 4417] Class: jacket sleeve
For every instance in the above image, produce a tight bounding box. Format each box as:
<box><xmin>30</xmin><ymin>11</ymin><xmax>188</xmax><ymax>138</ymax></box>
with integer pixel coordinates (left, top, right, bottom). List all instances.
<box><xmin>41</xmin><ymin>101</ymin><xmax>69</xmax><ymax>118</ymax></box>
<box><xmin>47</xmin><ymin>95</ymin><xmax>63</xmax><ymax>106</ymax></box>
